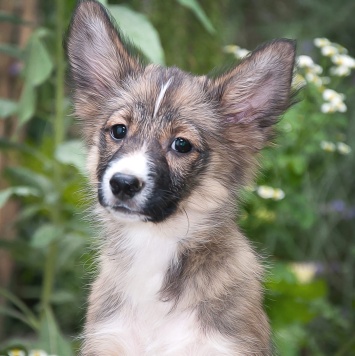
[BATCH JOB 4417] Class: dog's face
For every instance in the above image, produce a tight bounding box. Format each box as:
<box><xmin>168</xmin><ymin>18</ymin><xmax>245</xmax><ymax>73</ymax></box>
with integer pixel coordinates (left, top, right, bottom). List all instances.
<box><xmin>67</xmin><ymin>0</ymin><xmax>296</xmax><ymax>223</ymax></box>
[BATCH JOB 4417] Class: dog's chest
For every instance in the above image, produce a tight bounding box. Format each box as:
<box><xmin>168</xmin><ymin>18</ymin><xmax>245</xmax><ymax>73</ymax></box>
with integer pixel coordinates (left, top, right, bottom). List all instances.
<box><xmin>120</xmin><ymin>225</ymin><xmax>177</xmax><ymax>302</ymax></box>
<box><xmin>90</xmin><ymin>224</ymin><xmax>236</xmax><ymax>355</ymax></box>
<box><xmin>97</xmin><ymin>229</ymin><xmax>200</xmax><ymax>354</ymax></box>
<box><xmin>97</xmin><ymin>298</ymin><xmax>233</xmax><ymax>356</ymax></box>
<box><xmin>103</xmin><ymin>302</ymin><xmax>197</xmax><ymax>355</ymax></box>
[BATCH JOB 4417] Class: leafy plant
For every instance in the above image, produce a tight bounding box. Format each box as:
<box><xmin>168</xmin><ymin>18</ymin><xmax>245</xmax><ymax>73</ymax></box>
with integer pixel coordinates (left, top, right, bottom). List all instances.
<box><xmin>226</xmin><ymin>39</ymin><xmax>355</xmax><ymax>355</ymax></box>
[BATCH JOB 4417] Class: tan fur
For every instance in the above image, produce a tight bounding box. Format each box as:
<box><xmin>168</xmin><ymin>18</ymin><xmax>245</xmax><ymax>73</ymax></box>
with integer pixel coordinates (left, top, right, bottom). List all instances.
<box><xmin>66</xmin><ymin>1</ymin><xmax>296</xmax><ymax>355</ymax></box>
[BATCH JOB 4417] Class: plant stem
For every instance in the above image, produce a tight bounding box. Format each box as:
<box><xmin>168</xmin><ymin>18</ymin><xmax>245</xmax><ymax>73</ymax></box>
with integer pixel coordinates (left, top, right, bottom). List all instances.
<box><xmin>41</xmin><ymin>241</ymin><xmax>58</xmax><ymax>308</ymax></box>
<box><xmin>41</xmin><ymin>0</ymin><xmax>65</xmax><ymax>311</ymax></box>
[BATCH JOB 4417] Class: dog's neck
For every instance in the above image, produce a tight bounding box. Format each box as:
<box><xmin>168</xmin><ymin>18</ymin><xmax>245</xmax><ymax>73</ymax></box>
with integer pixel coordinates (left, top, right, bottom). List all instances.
<box><xmin>100</xmin><ymin>200</ymin><xmax>235</xmax><ymax>253</ymax></box>
<box><xmin>96</xmin><ymin>204</ymin><xmax>236</xmax><ymax>304</ymax></box>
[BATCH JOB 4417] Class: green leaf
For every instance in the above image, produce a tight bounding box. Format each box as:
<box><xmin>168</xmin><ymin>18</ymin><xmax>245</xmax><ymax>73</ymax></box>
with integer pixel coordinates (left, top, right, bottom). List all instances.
<box><xmin>50</xmin><ymin>290</ymin><xmax>76</xmax><ymax>305</ymax></box>
<box><xmin>31</xmin><ymin>224</ymin><xmax>63</xmax><ymax>248</ymax></box>
<box><xmin>0</xmin><ymin>138</ymin><xmax>52</xmax><ymax>165</ymax></box>
<box><xmin>55</xmin><ymin>140</ymin><xmax>87</xmax><ymax>174</ymax></box>
<box><xmin>0</xmin><ymin>186</ymin><xmax>39</xmax><ymax>208</ymax></box>
<box><xmin>0</xmin><ymin>287</ymin><xmax>39</xmax><ymax>330</ymax></box>
<box><xmin>289</xmin><ymin>155</ymin><xmax>307</xmax><ymax>175</ymax></box>
<box><xmin>0</xmin><ymin>43</ymin><xmax>23</xmax><ymax>59</ymax></box>
<box><xmin>109</xmin><ymin>5</ymin><xmax>165</xmax><ymax>64</ymax></box>
<box><xmin>6</xmin><ymin>166</ymin><xmax>52</xmax><ymax>193</ymax></box>
<box><xmin>274</xmin><ymin>324</ymin><xmax>306</xmax><ymax>356</ymax></box>
<box><xmin>176</xmin><ymin>0</ymin><xmax>215</xmax><ymax>34</ymax></box>
<box><xmin>0</xmin><ymin>189</ymin><xmax>12</xmax><ymax>208</ymax></box>
<box><xmin>17</xmin><ymin>81</ymin><xmax>36</xmax><ymax>124</ymax></box>
<box><xmin>0</xmin><ymin>98</ymin><xmax>17</xmax><ymax>118</ymax></box>
<box><xmin>266</xmin><ymin>262</ymin><xmax>298</xmax><ymax>284</ymax></box>
<box><xmin>17</xmin><ymin>204</ymin><xmax>43</xmax><ymax>221</ymax></box>
<box><xmin>34</xmin><ymin>27</ymin><xmax>52</xmax><ymax>39</ymax></box>
<box><xmin>25</xmin><ymin>35</ymin><xmax>53</xmax><ymax>86</ymax></box>
<box><xmin>37</xmin><ymin>307</ymin><xmax>73</xmax><ymax>355</ymax></box>
<box><xmin>0</xmin><ymin>306</ymin><xmax>36</xmax><ymax>330</ymax></box>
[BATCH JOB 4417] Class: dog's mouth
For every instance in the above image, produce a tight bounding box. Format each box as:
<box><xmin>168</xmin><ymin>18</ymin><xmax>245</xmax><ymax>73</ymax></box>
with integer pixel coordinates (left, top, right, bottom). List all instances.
<box><xmin>109</xmin><ymin>204</ymin><xmax>151</xmax><ymax>221</ymax></box>
<box><xmin>112</xmin><ymin>205</ymin><xmax>141</xmax><ymax>215</ymax></box>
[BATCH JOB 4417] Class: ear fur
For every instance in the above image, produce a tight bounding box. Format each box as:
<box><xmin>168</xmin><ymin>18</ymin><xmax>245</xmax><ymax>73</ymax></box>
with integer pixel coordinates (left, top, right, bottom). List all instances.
<box><xmin>212</xmin><ymin>39</ymin><xmax>296</xmax><ymax>142</ymax></box>
<box><xmin>66</xmin><ymin>0</ymin><xmax>142</xmax><ymax>121</ymax></box>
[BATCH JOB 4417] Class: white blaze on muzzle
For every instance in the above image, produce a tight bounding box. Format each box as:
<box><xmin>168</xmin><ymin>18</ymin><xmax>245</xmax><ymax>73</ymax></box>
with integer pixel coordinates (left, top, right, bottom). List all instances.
<box><xmin>102</xmin><ymin>149</ymin><xmax>152</xmax><ymax>208</ymax></box>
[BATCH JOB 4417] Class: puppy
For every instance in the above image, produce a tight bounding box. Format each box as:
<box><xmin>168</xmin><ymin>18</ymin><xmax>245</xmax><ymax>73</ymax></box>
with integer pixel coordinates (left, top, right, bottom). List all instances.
<box><xmin>66</xmin><ymin>1</ymin><xmax>296</xmax><ymax>354</ymax></box>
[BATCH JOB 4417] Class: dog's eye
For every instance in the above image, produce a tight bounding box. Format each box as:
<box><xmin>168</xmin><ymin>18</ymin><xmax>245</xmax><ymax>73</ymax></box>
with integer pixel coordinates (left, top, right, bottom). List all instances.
<box><xmin>110</xmin><ymin>124</ymin><xmax>127</xmax><ymax>140</ymax></box>
<box><xmin>171</xmin><ymin>137</ymin><xmax>192</xmax><ymax>153</ymax></box>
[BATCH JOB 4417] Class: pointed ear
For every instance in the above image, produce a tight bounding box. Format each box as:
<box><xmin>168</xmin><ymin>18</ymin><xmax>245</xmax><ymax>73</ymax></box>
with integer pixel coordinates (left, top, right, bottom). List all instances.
<box><xmin>66</xmin><ymin>0</ymin><xmax>142</xmax><ymax>118</ymax></box>
<box><xmin>213</xmin><ymin>39</ymin><xmax>296</xmax><ymax>141</ymax></box>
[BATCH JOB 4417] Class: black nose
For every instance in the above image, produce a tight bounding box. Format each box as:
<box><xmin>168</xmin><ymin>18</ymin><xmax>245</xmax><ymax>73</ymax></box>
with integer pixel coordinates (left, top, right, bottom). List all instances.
<box><xmin>109</xmin><ymin>173</ymin><xmax>142</xmax><ymax>200</ymax></box>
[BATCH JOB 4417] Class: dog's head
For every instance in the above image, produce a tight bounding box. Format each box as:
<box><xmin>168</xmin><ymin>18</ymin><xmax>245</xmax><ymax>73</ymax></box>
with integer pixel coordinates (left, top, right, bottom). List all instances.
<box><xmin>66</xmin><ymin>0</ymin><xmax>296</xmax><ymax>223</ymax></box>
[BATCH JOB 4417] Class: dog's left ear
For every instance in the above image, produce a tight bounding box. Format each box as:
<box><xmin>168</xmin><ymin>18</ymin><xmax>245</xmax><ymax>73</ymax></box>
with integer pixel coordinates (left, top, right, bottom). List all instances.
<box><xmin>212</xmin><ymin>39</ymin><xmax>296</xmax><ymax>145</ymax></box>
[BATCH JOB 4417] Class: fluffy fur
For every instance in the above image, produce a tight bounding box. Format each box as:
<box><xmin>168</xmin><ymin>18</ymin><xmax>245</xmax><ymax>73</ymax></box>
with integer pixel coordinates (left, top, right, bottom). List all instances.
<box><xmin>66</xmin><ymin>1</ymin><xmax>296</xmax><ymax>355</ymax></box>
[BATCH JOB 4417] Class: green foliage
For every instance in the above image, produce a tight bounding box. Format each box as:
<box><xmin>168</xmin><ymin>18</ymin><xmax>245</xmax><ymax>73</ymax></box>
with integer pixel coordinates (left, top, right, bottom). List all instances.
<box><xmin>109</xmin><ymin>5</ymin><xmax>165</xmax><ymax>64</ymax></box>
<box><xmin>0</xmin><ymin>1</ymin><xmax>354</xmax><ymax>355</ymax></box>
<box><xmin>17</xmin><ymin>29</ymin><xmax>53</xmax><ymax>125</ymax></box>
<box><xmin>0</xmin><ymin>99</ymin><xmax>18</xmax><ymax>119</ymax></box>
<box><xmin>37</xmin><ymin>307</ymin><xmax>74</xmax><ymax>356</ymax></box>
<box><xmin>0</xmin><ymin>187</ymin><xmax>39</xmax><ymax>209</ymax></box>
<box><xmin>176</xmin><ymin>0</ymin><xmax>215</xmax><ymax>34</ymax></box>
<box><xmin>229</xmin><ymin>40</ymin><xmax>355</xmax><ymax>354</ymax></box>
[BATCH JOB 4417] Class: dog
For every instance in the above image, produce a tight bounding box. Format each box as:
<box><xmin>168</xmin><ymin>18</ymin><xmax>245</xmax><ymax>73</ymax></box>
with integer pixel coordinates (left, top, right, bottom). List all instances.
<box><xmin>66</xmin><ymin>1</ymin><xmax>296</xmax><ymax>354</ymax></box>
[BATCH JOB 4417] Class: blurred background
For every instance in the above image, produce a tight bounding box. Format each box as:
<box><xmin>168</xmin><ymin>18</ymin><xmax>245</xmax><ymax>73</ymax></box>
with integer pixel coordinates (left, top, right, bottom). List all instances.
<box><xmin>0</xmin><ymin>0</ymin><xmax>354</xmax><ymax>355</ymax></box>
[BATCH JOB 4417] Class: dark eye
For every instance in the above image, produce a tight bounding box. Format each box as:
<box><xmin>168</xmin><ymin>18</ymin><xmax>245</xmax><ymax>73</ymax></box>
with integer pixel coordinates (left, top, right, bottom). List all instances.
<box><xmin>171</xmin><ymin>137</ymin><xmax>192</xmax><ymax>153</ymax></box>
<box><xmin>110</xmin><ymin>124</ymin><xmax>127</xmax><ymax>140</ymax></box>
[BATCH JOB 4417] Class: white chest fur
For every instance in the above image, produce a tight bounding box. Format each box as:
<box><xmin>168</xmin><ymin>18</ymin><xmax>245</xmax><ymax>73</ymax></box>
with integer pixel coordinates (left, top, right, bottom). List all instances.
<box><xmin>91</xmin><ymin>302</ymin><xmax>233</xmax><ymax>356</ymax></box>
<box><xmin>87</xmin><ymin>219</ymin><xmax>235</xmax><ymax>355</ymax></box>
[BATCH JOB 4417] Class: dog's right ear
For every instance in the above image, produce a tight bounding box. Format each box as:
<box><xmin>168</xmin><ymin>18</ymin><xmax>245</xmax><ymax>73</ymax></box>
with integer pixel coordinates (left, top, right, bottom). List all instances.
<box><xmin>66</xmin><ymin>0</ymin><xmax>142</xmax><ymax>120</ymax></box>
